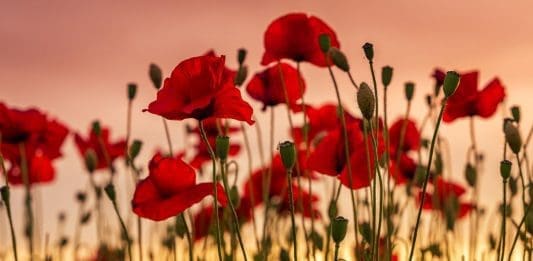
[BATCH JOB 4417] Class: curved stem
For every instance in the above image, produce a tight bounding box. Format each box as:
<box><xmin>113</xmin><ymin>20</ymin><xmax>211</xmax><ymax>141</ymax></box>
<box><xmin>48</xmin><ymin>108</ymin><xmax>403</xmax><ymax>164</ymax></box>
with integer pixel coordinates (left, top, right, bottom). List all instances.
<box><xmin>408</xmin><ymin>99</ymin><xmax>447</xmax><ymax>260</ymax></box>
<box><xmin>286</xmin><ymin>169</ymin><xmax>298</xmax><ymax>261</ymax></box>
<box><xmin>507</xmin><ymin>203</ymin><xmax>532</xmax><ymax>260</ymax></box>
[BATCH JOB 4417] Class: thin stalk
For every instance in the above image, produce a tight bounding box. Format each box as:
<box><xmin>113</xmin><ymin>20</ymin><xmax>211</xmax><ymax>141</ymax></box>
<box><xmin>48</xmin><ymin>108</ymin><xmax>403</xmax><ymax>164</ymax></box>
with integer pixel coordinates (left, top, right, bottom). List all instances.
<box><xmin>198</xmin><ymin>121</ymin><xmax>223</xmax><ymax>261</ymax></box>
<box><xmin>286</xmin><ymin>169</ymin><xmax>298</xmax><ymax>261</ymax></box>
<box><xmin>369</xmin><ymin>124</ymin><xmax>384</xmax><ymax>261</ymax></box>
<box><xmin>0</xmin><ymin>146</ymin><xmax>18</xmax><ymax>261</ymax></box>
<box><xmin>110</xmin><ymin>198</ymin><xmax>132</xmax><ymax>261</ymax></box>
<box><xmin>408</xmin><ymin>99</ymin><xmax>447</xmax><ymax>260</ymax></box>
<box><xmin>19</xmin><ymin>143</ymin><xmax>34</xmax><ymax>260</ymax></box>
<box><xmin>260</xmin><ymin>108</ymin><xmax>275</xmax><ymax>259</ymax></box>
<box><xmin>507</xmin><ymin>203</ymin><xmax>532</xmax><ymax>260</ymax></box>
<box><xmin>220</xmin><ymin>160</ymin><xmax>248</xmax><ymax>260</ymax></box>
<box><xmin>334</xmin><ymin>242</ymin><xmax>340</xmax><ymax>261</ymax></box>
<box><xmin>499</xmin><ymin>179</ymin><xmax>507</xmax><ymax>261</ymax></box>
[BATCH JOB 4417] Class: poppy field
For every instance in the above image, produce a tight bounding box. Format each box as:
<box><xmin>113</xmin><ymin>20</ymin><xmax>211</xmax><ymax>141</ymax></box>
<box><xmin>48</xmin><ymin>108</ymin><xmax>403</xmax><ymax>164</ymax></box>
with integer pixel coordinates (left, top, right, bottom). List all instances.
<box><xmin>1</xmin><ymin>11</ymin><xmax>533</xmax><ymax>261</ymax></box>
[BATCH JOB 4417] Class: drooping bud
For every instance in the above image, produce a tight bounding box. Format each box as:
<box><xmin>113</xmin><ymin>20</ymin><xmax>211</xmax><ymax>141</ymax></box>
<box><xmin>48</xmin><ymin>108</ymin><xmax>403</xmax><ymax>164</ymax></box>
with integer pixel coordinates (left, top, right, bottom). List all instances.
<box><xmin>510</xmin><ymin>106</ymin><xmax>520</xmax><ymax>123</ymax></box>
<box><xmin>504</xmin><ymin>122</ymin><xmax>522</xmax><ymax>154</ymax></box>
<box><xmin>237</xmin><ymin>48</ymin><xmax>247</xmax><ymax>65</ymax></box>
<box><xmin>278</xmin><ymin>141</ymin><xmax>296</xmax><ymax>170</ymax></box>
<box><xmin>509</xmin><ymin>177</ymin><xmax>518</xmax><ymax>196</ymax></box>
<box><xmin>357</xmin><ymin>82</ymin><xmax>375</xmax><ymax>120</ymax></box>
<box><xmin>91</xmin><ymin>120</ymin><xmax>101</xmax><ymax>136</ymax></box>
<box><xmin>149</xmin><ymin>63</ymin><xmax>163</xmax><ymax>90</ymax></box>
<box><xmin>464</xmin><ymin>163</ymin><xmax>477</xmax><ymax>187</ymax></box>
<box><xmin>234</xmin><ymin>66</ymin><xmax>248</xmax><ymax>86</ymax></box>
<box><xmin>84</xmin><ymin>149</ymin><xmax>98</xmax><ymax>174</ymax></box>
<box><xmin>444</xmin><ymin>195</ymin><xmax>459</xmax><ymax>230</ymax></box>
<box><xmin>1</xmin><ymin>186</ymin><xmax>10</xmax><ymax>203</ymax></box>
<box><xmin>215</xmin><ymin>136</ymin><xmax>230</xmax><ymax>161</ymax></box>
<box><xmin>328</xmin><ymin>200</ymin><xmax>338</xmax><ymax>219</ymax></box>
<box><xmin>129</xmin><ymin>140</ymin><xmax>143</xmax><ymax>161</ymax></box>
<box><xmin>331</xmin><ymin>216</ymin><xmax>348</xmax><ymax>244</ymax></box>
<box><xmin>362</xmin><ymin>42</ymin><xmax>374</xmax><ymax>61</ymax></box>
<box><xmin>381</xmin><ymin>66</ymin><xmax>393</xmax><ymax>88</ymax></box>
<box><xmin>443</xmin><ymin>71</ymin><xmax>460</xmax><ymax>98</ymax></box>
<box><xmin>500</xmin><ymin>160</ymin><xmax>512</xmax><ymax>180</ymax></box>
<box><xmin>318</xmin><ymin>34</ymin><xmax>331</xmax><ymax>53</ymax></box>
<box><xmin>404</xmin><ymin>82</ymin><xmax>415</xmax><ymax>101</ymax></box>
<box><xmin>229</xmin><ymin>185</ymin><xmax>240</xmax><ymax>207</ymax></box>
<box><xmin>127</xmin><ymin>83</ymin><xmax>137</xmax><ymax>101</ymax></box>
<box><xmin>104</xmin><ymin>183</ymin><xmax>116</xmax><ymax>202</ymax></box>
<box><xmin>329</xmin><ymin>47</ymin><xmax>349</xmax><ymax>72</ymax></box>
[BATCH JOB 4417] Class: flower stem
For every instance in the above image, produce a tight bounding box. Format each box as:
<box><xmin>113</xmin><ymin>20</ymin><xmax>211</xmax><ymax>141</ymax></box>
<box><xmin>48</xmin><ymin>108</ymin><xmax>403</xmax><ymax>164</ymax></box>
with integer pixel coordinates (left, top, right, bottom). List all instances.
<box><xmin>110</xmin><ymin>197</ymin><xmax>132</xmax><ymax>261</ymax></box>
<box><xmin>286</xmin><ymin>169</ymin><xmax>298</xmax><ymax>261</ymax></box>
<box><xmin>333</xmin><ymin>242</ymin><xmax>340</xmax><ymax>261</ymax></box>
<box><xmin>0</xmin><ymin>146</ymin><xmax>18</xmax><ymax>261</ymax></box>
<box><xmin>408</xmin><ymin>98</ymin><xmax>447</xmax><ymax>261</ymax></box>
<box><xmin>19</xmin><ymin>143</ymin><xmax>34</xmax><ymax>260</ymax></box>
<box><xmin>499</xmin><ymin>179</ymin><xmax>507</xmax><ymax>261</ymax></box>
<box><xmin>507</xmin><ymin>202</ymin><xmax>532</xmax><ymax>260</ymax></box>
<box><xmin>198</xmin><ymin>120</ymin><xmax>223</xmax><ymax>261</ymax></box>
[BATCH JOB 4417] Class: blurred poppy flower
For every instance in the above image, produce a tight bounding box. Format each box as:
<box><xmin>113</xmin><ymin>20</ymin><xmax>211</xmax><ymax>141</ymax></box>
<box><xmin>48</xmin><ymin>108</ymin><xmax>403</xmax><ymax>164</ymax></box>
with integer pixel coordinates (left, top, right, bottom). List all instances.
<box><xmin>246</xmin><ymin>62</ymin><xmax>305</xmax><ymax>111</ymax></box>
<box><xmin>388</xmin><ymin>118</ymin><xmax>421</xmax><ymax>185</ymax></box>
<box><xmin>419</xmin><ymin>177</ymin><xmax>474</xmax><ymax>219</ymax></box>
<box><xmin>132</xmin><ymin>153</ymin><xmax>227</xmax><ymax>221</ymax></box>
<box><xmin>433</xmin><ymin>69</ymin><xmax>506</xmax><ymax>122</ymax></box>
<box><xmin>145</xmin><ymin>55</ymin><xmax>254</xmax><ymax>125</ymax></box>
<box><xmin>74</xmin><ymin>124</ymin><xmax>126</xmax><ymax>171</ymax></box>
<box><xmin>261</xmin><ymin>13</ymin><xmax>340</xmax><ymax>67</ymax></box>
<box><xmin>0</xmin><ymin>103</ymin><xmax>68</xmax><ymax>185</ymax></box>
<box><xmin>192</xmin><ymin>206</ymin><xmax>223</xmax><ymax>241</ymax></box>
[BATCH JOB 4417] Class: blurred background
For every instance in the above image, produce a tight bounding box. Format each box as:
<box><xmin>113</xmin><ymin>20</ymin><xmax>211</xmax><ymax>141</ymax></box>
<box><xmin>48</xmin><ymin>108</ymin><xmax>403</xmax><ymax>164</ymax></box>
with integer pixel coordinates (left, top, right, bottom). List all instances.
<box><xmin>1</xmin><ymin>0</ymin><xmax>533</xmax><ymax>258</ymax></box>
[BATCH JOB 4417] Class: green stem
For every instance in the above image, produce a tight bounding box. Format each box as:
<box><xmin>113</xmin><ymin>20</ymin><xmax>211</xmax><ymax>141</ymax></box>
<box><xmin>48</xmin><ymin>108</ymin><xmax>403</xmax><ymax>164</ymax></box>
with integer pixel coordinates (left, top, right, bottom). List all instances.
<box><xmin>334</xmin><ymin>243</ymin><xmax>340</xmax><ymax>261</ymax></box>
<box><xmin>286</xmin><ymin>169</ymin><xmax>298</xmax><ymax>261</ymax></box>
<box><xmin>369</xmin><ymin>124</ymin><xmax>384</xmax><ymax>261</ymax></box>
<box><xmin>507</xmin><ymin>203</ymin><xmax>532</xmax><ymax>260</ymax></box>
<box><xmin>0</xmin><ymin>149</ymin><xmax>18</xmax><ymax>261</ymax></box>
<box><xmin>111</xmin><ymin>199</ymin><xmax>132</xmax><ymax>261</ymax></box>
<box><xmin>19</xmin><ymin>143</ymin><xmax>34</xmax><ymax>260</ymax></box>
<box><xmin>500</xmin><ymin>180</ymin><xmax>507</xmax><ymax>261</ymax></box>
<box><xmin>198</xmin><ymin>120</ymin><xmax>223</xmax><ymax>261</ymax></box>
<box><xmin>408</xmin><ymin>99</ymin><xmax>447</xmax><ymax>261</ymax></box>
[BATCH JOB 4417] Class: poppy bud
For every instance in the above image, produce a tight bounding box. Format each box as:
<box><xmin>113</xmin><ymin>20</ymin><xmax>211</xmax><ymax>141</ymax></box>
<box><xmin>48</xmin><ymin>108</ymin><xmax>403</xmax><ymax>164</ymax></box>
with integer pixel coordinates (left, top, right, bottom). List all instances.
<box><xmin>149</xmin><ymin>63</ymin><xmax>163</xmax><ymax>90</ymax></box>
<box><xmin>404</xmin><ymin>82</ymin><xmax>415</xmax><ymax>101</ymax></box>
<box><xmin>425</xmin><ymin>95</ymin><xmax>432</xmax><ymax>107</ymax></box>
<box><xmin>362</xmin><ymin>42</ymin><xmax>374</xmax><ymax>61</ymax></box>
<box><xmin>229</xmin><ymin>185</ymin><xmax>240</xmax><ymax>207</ymax></box>
<box><xmin>444</xmin><ymin>196</ymin><xmax>459</xmax><ymax>230</ymax></box>
<box><xmin>357</xmin><ymin>82</ymin><xmax>375</xmax><ymax>120</ymax></box>
<box><xmin>278</xmin><ymin>141</ymin><xmax>296</xmax><ymax>170</ymax></box>
<box><xmin>443</xmin><ymin>71</ymin><xmax>460</xmax><ymax>98</ymax></box>
<box><xmin>0</xmin><ymin>186</ymin><xmax>9</xmax><ymax>203</ymax></box>
<box><xmin>80</xmin><ymin>212</ymin><xmax>91</xmax><ymax>224</ymax></box>
<box><xmin>381</xmin><ymin>66</ymin><xmax>393</xmax><ymax>88</ymax></box>
<box><xmin>500</xmin><ymin>160</ymin><xmax>512</xmax><ymax>180</ymax></box>
<box><xmin>331</xmin><ymin>216</ymin><xmax>348</xmax><ymax>244</ymax></box>
<box><xmin>329</xmin><ymin>47</ymin><xmax>350</xmax><ymax>72</ymax></box>
<box><xmin>509</xmin><ymin>177</ymin><xmax>518</xmax><ymax>196</ymax></box>
<box><xmin>129</xmin><ymin>140</ymin><xmax>143</xmax><ymax>161</ymax></box>
<box><xmin>464</xmin><ymin>163</ymin><xmax>477</xmax><ymax>187</ymax></box>
<box><xmin>510</xmin><ymin>106</ymin><xmax>520</xmax><ymax>123</ymax></box>
<box><xmin>234</xmin><ymin>66</ymin><xmax>248</xmax><ymax>86</ymax></box>
<box><xmin>84</xmin><ymin>149</ymin><xmax>98</xmax><ymax>174</ymax></box>
<box><xmin>318</xmin><ymin>34</ymin><xmax>331</xmax><ymax>53</ymax></box>
<box><xmin>91</xmin><ymin>121</ymin><xmax>101</xmax><ymax>136</ymax></box>
<box><xmin>127</xmin><ymin>83</ymin><xmax>137</xmax><ymax>101</ymax></box>
<box><xmin>504</xmin><ymin>122</ymin><xmax>522</xmax><ymax>154</ymax></box>
<box><xmin>328</xmin><ymin>200</ymin><xmax>338</xmax><ymax>219</ymax></box>
<box><xmin>104</xmin><ymin>183</ymin><xmax>116</xmax><ymax>202</ymax></box>
<box><xmin>237</xmin><ymin>48</ymin><xmax>247</xmax><ymax>65</ymax></box>
<box><xmin>215</xmin><ymin>136</ymin><xmax>230</xmax><ymax>161</ymax></box>
<box><xmin>525</xmin><ymin>209</ymin><xmax>533</xmax><ymax>234</ymax></box>
<box><xmin>76</xmin><ymin>191</ymin><xmax>87</xmax><ymax>203</ymax></box>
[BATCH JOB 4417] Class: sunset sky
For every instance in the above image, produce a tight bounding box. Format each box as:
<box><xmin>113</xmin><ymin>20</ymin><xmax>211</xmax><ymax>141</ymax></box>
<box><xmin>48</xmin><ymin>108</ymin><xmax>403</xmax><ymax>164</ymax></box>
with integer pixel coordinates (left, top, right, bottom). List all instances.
<box><xmin>2</xmin><ymin>0</ymin><xmax>533</xmax><ymax>256</ymax></box>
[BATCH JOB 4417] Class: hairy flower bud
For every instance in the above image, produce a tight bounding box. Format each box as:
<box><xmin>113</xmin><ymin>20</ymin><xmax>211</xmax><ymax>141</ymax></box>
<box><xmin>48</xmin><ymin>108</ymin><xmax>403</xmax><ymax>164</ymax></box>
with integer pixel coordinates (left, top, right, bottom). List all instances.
<box><xmin>127</xmin><ymin>83</ymin><xmax>137</xmax><ymax>101</ymax></box>
<box><xmin>510</xmin><ymin>106</ymin><xmax>520</xmax><ymax>123</ymax></box>
<box><xmin>237</xmin><ymin>48</ymin><xmax>247</xmax><ymax>65</ymax></box>
<box><xmin>357</xmin><ymin>82</ymin><xmax>375</xmax><ymax>120</ymax></box>
<box><xmin>362</xmin><ymin>42</ymin><xmax>374</xmax><ymax>61</ymax></box>
<box><xmin>1</xmin><ymin>186</ymin><xmax>10</xmax><ymax>203</ymax></box>
<box><xmin>104</xmin><ymin>183</ymin><xmax>116</xmax><ymax>202</ymax></box>
<box><xmin>329</xmin><ymin>47</ymin><xmax>349</xmax><ymax>72</ymax></box>
<box><xmin>129</xmin><ymin>140</ymin><xmax>143</xmax><ymax>161</ymax></box>
<box><xmin>318</xmin><ymin>34</ymin><xmax>331</xmax><ymax>53</ymax></box>
<box><xmin>84</xmin><ymin>149</ymin><xmax>98</xmax><ymax>174</ymax></box>
<box><xmin>404</xmin><ymin>82</ymin><xmax>415</xmax><ymax>101</ymax></box>
<box><xmin>464</xmin><ymin>163</ymin><xmax>477</xmax><ymax>187</ymax></box>
<box><xmin>500</xmin><ymin>160</ymin><xmax>512</xmax><ymax>180</ymax></box>
<box><xmin>234</xmin><ymin>66</ymin><xmax>248</xmax><ymax>86</ymax></box>
<box><xmin>504</xmin><ymin>122</ymin><xmax>522</xmax><ymax>154</ymax></box>
<box><xmin>278</xmin><ymin>141</ymin><xmax>296</xmax><ymax>170</ymax></box>
<box><xmin>91</xmin><ymin>121</ymin><xmax>101</xmax><ymax>136</ymax></box>
<box><xmin>443</xmin><ymin>71</ymin><xmax>460</xmax><ymax>98</ymax></box>
<box><xmin>381</xmin><ymin>66</ymin><xmax>393</xmax><ymax>88</ymax></box>
<box><xmin>331</xmin><ymin>216</ymin><xmax>348</xmax><ymax>244</ymax></box>
<box><xmin>215</xmin><ymin>136</ymin><xmax>230</xmax><ymax>161</ymax></box>
<box><xmin>149</xmin><ymin>63</ymin><xmax>163</xmax><ymax>90</ymax></box>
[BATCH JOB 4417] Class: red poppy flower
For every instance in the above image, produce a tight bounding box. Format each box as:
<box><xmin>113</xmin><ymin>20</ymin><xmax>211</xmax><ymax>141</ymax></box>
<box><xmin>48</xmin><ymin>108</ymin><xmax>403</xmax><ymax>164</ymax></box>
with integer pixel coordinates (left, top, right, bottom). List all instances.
<box><xmin>192</xmin><ymin>206</ymin><xmax>224</xmax><ymax>241</ymax></box>
<box><xmin>277</xmin><ymin>185</ymin><xmax>321</xmax><ymax>219</ymax></box>
<box><xmin>189</xmin><ymin>136</ymin><xmax>241</xmax><ymax>169</ymax></box>
<box><xmin>0</xmin><ymin>103</ymin><xmax>68</xmax><ymax>185</ymax></box>
<box><xmin>246</xmin><ymin>63</ymin><xmax>305</xmax><ymax>111</ymax></box>
<box><xmin>132</xmin><ymin>153</ymin><xmax>227</xmax><ymax>221</ymax></box>
<box><xmin>419</xmin><ymin>177</ymin><xmax>474</xmax><ymax>219</ymax></box>
<box><xmin>145</xmin><ymin>55</ymin><xmax>254</xmax><ymax>125</ymax></box>
<box><xmin>74</xmin><ymin>124</ymin><xmax>126</xmax><ymax>171</ymax></box>
<box><xmin>433</xmin><ymin>69</ymin><xmax>506</xmax><ymax>122</ymax></box>
<box><xmin>388</xmin><ymin>154</ymin><xmax>417</xmax><ymax>185</ymax></box>
<box><xmin>388</xmin><ymin>118</ymin><xmax>420</xmax><ymax>156</ymax></box>
<box><xmin>204</xmin><ymin>50</ymin><xmax>237</xmax><ymax>84</ymax></box>
<box><xmin>261</xmin><ymin>13</ymin><xmax>340</xmax><ymax>67</ymax></box>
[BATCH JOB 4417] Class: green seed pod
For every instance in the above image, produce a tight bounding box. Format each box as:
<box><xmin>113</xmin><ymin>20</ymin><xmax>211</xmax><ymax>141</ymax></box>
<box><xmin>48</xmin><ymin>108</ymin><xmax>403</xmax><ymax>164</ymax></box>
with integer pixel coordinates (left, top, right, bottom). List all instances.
<box><xmin>318</xmin><ymin>34</ymin><xmax>331</xmax><ymax>53</ymax></box>
<box><xmin>504</xmin><ymin>122</ymin><xmax>522</xmax><ymax>154</ymax></box>
<box><xmin>331</xmin><ymin>216</ymin><xmax>348</xmax><ymax>244</ymax></box>
<box><xmin>91</xmin><ymin>120</ymin><xmax>101</xmax><ymax>136</ymax></box>
<box><xmin>278</xmin><ymin>141</ymin><xmax>296</xmax><ymax>170</ymax></box>
<box><xmin>510</xmin><ymin>105</ymin><xmax>520</xmax><ymax>123</ymax></box>
<box><xmin>357</xmin><ymin>82</ymin><xmax>375</xmax><ymax>120</ymax></box>
<box><xmin>464</xmin><ymin>163</ymin><xmax>477</xmax><ymax>187</ymax></box>
<box><xmin>129</xmin><ymin>140</ymin><xmax>143</xmax><ymax>161</ymax></box>
<box><xmin>362</xmin><ymin>42</ymin><xmax>374</xmax><ymax>61</ymax></box>
<box><xmin>0</xmin><ymin>186</ymin><xmax>10</xmax><ymax>203</ymax></box>
<box><xmin>404</xmin><ymin>82</ymin><xmax>415</xmax><ymax>101</ymax></box>
<box><xmin>329</xmin><ymin>47</ymin><xmax>350</xmax><ymax>72</ymax></box>
<box><xmin>525</xmin><ymin>208</ymin><xmax>533</xmax><ymax>235</ymax></box>
<box><xmin>84</xmin><ymin>149</ymin><xmax>98</xmax><ymax>174</ymax></box>
<box><xmin>215</xmin><ymin>136</ymin><xmax>230</xmax><ymax>161</ymax></box>
<box><xmin>149</xmin><ymin>63</ymin><xmax>163</xmax><ymax>90</ymax></box>
<box><xmin>500</xmin><ymin>160</ymin><xmax>512</xmax><ymax>180</ymax></box>
<box><xmin>443</xmin><ymin>71</ymin><xmax>460</xmax><ymax>98</ymax></box>
<box><xmin>127</xmin><ymin>83</ymin><xmax>137</xmax><ymax>101</ymax></box>
<box><xmin>381</xmin><ymin>66</ymin><xmax>393</xmax><ymax>88</ymax></box>
<box><xmin>237</xmin><ymin>48</ymin><xmax>247</xmax><ymax>65</ymax></box>
<box><xmin>104</xmin><ymin>183</ymin><xmax>116</xmax><ymax>202</ymax></box>
<box><xmin>328</xmin><ymin>200</ymin><xmax>338</xmax><ymax>219</ymax></box>
<box><xmin>234</xmin><ymin>65</ymin><xmax>248</xmax><ymax>86</ymax></box>
<box><xmin>509</xmin><ymin>177</ymin><xmax>518</xmax><ymax>196</ymax></box>
<box><xmin>229</xmin><ymin>185</ymin><xmax>240</xmax><ymax>207</ymax></box>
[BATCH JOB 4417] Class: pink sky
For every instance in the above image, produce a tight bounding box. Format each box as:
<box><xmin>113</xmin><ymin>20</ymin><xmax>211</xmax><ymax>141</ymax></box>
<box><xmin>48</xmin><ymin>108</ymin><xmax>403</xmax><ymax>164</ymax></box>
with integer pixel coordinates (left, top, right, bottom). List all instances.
<box><xmin>1</xmin><ymin>0</ymin><xmax>533</xmax><ymax>257</ymax></box>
